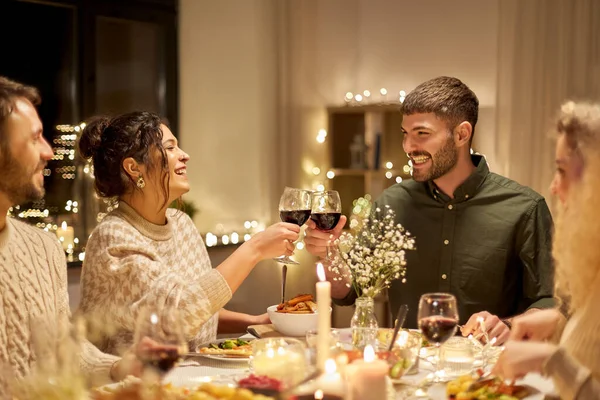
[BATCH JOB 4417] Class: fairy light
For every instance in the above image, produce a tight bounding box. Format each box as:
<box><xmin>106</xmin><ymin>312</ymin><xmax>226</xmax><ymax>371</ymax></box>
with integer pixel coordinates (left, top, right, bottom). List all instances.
<box><xmin>385</xmin><ymin>161</ymin><xmax>393</xmax><ymax>169</ymax></box>
<box><xmin>354</xmin><ymin>94</ymin><xmax>363</xmax><ymax>102</ymax></box>
<box><xmin>385</xmin><ymin>171</ymin><xmax>393</xmax><ymax>179</ymax></box>
<box><xmin>380</xmin><ymin>88</ymin><xmax>387</xmax><ymax>96</ymax></box>
<box><xmin>326</xmin><ymin>170</ymin><xmax>335</xmax><ymax>179</ymax></box>
<box><xmin>396</xmin><ymin>176</ymin><xmax>403</xmax><ymax>184</ymax></box>
<box><xmin>363</xmin><ymin>90</ymin><xmax>371</xmax><ymax>98</ymax></box>
<box><xmin>345</xmin><ymin>92</ymin><xmax>353</xmax><ymax>102</ymax></box>
<box><xmin>312</xmin><ymin>167</ymin><xmax>321</xmax><ymax>176</ymax></box>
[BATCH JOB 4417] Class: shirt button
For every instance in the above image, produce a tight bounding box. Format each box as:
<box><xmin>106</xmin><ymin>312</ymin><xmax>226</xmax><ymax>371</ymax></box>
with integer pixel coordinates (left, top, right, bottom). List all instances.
<box><xmin>442</xmin><ymin>274</ymin><xmax>447</xmax><ymax>280</ymax></box>
<box><xmin>444</xmin><ymin>239</ymin><xmax>449</xmax><ymax>245</ymax></box>
<box><xmin>448</xmin><ymin>205</ymin><xmax>453</xmax><ymax>210</ymax></box>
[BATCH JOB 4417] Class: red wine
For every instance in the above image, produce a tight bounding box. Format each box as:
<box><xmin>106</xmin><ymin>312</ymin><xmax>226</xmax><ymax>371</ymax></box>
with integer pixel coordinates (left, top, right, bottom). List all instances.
<box><xmin>141</xmin><ymin>348</ymin><xmax>181</xmax><ymax>373</ymax></box>
<box><xmin>419</xmin><ymin>316</ymin><xmax>458</xmax><ymax>344</ymax></box>
<box><xmin>310</xmin><ymin>212</ymin><xmax>341</xmax><ymax>230</ymax></box>
<box><xmin>280</xmin><ymin>210</ymin><xmax>312</xmax><ymax>226</ymax></box>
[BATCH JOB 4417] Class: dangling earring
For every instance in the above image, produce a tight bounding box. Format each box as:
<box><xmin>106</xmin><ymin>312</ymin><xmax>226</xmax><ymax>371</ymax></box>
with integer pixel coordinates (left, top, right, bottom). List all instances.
<box><xmin>136</xmin><ymin>175</ymin><xmax>146</xmax><ymax>188</ymax></box>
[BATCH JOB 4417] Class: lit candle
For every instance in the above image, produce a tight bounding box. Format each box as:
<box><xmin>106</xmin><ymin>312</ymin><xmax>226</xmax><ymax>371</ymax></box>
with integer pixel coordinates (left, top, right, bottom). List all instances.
<box><xmin>316</xmin><ymin>262</ymin><xmax>331</xmax><ymax>371</ymax></box>
<box><xmin>56</xmin><ymin>221</ymin><xmax>74</xmax><ymax>251</ymax></box>
<box><xmin>303</xmin><ymin>359</ymin><xmax>345</xmax><ymax>398</ymax></box>
<box><xmin>345</xmin><ymin>345</ymin><xmax>388</xmax><ymax>400</ymax></box>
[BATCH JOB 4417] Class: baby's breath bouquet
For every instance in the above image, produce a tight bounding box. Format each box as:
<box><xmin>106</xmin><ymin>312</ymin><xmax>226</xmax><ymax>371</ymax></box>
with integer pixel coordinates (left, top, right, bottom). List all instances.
<box><xmin>331</xmin><ymin>195</ymin><xmax>416</xmax><ymax>299</ymax></box>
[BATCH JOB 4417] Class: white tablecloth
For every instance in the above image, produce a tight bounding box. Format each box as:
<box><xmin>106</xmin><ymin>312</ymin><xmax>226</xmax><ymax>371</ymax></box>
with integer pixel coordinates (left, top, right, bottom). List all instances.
<box><xmin>165</xmin><ymin>334</ymin><xmax>556</xmax><ymax>399</ymax></box>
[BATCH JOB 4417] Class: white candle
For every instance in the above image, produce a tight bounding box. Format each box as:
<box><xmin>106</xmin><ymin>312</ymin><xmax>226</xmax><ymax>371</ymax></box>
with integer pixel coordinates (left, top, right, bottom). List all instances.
<box><xmin>316</xmin><ymin>262</ymin><xmax>331</xmax><ymax>371</ymax></box>
<box><xmin>303</xmin><ymin>359</ymin><xmax>345</xmax><ymax>398</ymax></box>
<box><xmin>56</xmin><ymin>221</ymin><xmax>74</xmax><ymax>251</ymax></box>
<box><xmin>345</xmin><ymin>345</ymin><xmax>388</xmax><ymax>400</ymax></box>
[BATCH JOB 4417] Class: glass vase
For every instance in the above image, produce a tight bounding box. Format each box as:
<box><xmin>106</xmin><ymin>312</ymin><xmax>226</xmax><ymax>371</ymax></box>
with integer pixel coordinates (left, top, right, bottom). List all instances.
<box><xmin>350</xmin><ymin>297</ymin><xmax>378</xmax><ymax>349</ymax></box>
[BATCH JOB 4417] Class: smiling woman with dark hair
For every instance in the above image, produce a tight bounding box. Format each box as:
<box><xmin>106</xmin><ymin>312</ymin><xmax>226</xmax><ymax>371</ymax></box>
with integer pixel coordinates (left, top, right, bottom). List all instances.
<box><xmin>77</xmin><ymin>111</ymin><xmax>300</xmax><ymax>355</ymax></box>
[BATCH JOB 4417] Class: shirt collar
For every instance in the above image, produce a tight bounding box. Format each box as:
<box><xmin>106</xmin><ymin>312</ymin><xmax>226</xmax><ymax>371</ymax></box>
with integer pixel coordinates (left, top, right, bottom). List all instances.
<box><xmin>425</xmin><ymin>154</ymin><xmax>489</xmax><ymax>203</ymax></box>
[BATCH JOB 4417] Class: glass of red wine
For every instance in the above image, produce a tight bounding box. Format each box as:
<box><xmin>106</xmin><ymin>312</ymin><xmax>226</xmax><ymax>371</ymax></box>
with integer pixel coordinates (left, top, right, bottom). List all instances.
<box><xmin>135</xmin><ymin>307</ymin><xmax>188</xmax><ymax>381</ymax></box>
<box><xmin>274</xmin><ymin>187</ymin><xmax>313</xmax><ymax>265</ymax></box>
<box><xmin>417</xmin><ymin>293</ymin><xmax>459</xmax><ymax>384</ymax></box>
<box><xmin>310</xmin><ymin>190</ymin><xmax>342</xmax><ymax>260</ymax></box>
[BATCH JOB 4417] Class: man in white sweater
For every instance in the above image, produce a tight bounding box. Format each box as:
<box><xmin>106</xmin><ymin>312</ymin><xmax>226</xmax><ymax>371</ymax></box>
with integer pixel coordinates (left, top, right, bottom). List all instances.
<box><xmin>0</xmin><ymin>76</ymin><xmax>135</xmax><ymax>393</ymax></box>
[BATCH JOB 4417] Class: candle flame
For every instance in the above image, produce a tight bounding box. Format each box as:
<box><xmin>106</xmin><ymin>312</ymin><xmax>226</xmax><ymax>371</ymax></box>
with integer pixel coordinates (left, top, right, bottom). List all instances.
<box><xmin>314</xmin><ymin>389</ymin><xmax>324</xmax><ymax>399</ymax></box>
<box><xmin>325</xmin><ymin>358</ymin><xmax>336</xmax><ymax>374</ymax></box>
<box><xmin>61</xmin><ymin>221</ymin><xmax>67</xmax><ymax>230</ymax></box>
<box><xmin>316</xmin><ymin>262</ymin><xmax>326</xmax><ymax>282</ymax></box>
<box><xmin>363</xmin><ymin>344</ymin><xmax>375</xmax><ymax>362</ymax></box>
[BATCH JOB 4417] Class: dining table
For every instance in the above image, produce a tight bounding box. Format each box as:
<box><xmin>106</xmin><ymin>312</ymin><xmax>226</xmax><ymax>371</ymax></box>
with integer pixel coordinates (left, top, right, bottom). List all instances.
<box><xmin>162</xmin><ymin>330</ymin><xmax>557</xmax><ymax>400</ymax></box>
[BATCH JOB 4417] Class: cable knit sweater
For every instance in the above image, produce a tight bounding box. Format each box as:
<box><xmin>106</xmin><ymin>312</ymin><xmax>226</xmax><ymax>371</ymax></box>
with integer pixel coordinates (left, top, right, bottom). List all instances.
<box><xmin>0</xmin><ymin>217</ymin><xmax>117</xmax><ymax>393</ymax></box>
<box><xmin>543</xmin><ymin>276</ymin><xmax>600</xmax><ymax>400</ymax></box>
<box><xmin>79</xmin><ymin>202</ymin><xmax>232</xmax><ymax>355</ymax></box>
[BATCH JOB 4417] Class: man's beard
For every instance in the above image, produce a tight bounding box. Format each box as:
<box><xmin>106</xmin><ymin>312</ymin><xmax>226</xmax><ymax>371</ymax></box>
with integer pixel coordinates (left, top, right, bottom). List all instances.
<box><xmin>411</xmin><ymin>135</ymin><xmax>459</xmax><ymax>182</ymax></box>
<box><xmin>0</xmin><ymin>152</ymin><xmax>45</xmax><ymax>205</ymax></box>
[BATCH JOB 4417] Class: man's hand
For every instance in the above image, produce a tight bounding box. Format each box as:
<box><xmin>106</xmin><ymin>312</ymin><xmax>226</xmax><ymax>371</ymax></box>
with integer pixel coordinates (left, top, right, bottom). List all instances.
<box><xmin>492</xmin><ymin>341</ymin><xmax>556</xmax><ymax>380</ymax></box>
<box><xmin>509</xmin><ymin>309</ymin><xmax>563</xmax><ymax>342</ymax></box>
<box><xmin>304</xmin><ymin>215</ymin><xmax>347</xmax><ymax>258</ymax></box>
<box><xmin>461</xmin><ymin>311</ymin><xmax>510</xmax><ymax>345</ymax></box>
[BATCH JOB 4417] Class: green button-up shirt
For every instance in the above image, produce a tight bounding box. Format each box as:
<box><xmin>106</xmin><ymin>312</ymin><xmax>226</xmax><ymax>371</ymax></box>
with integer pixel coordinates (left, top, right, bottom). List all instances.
<box><xmin>336</xmin><ymin>155</ymin><xmax>555</xmax><ymax>328</ymax></box>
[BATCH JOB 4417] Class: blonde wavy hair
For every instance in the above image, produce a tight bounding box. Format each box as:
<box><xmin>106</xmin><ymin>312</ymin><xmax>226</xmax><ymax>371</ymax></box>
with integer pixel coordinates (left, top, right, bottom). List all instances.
<box><xmin>553</xmin><ymin>101</ymin><xmax>600</xmax><ymax>313</ymax></box>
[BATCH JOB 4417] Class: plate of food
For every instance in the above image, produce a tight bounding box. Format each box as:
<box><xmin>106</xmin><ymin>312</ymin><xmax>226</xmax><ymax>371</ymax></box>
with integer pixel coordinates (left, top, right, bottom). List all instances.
<box><xmin>438</xmin><ymin>371</ymin><xmax>542</xmax><ymax>400</ymax></box>
<box><xmin>91</xmin><ymin>376</ymin><xmax>275</xmax><ymax>399</ymax></box>
<box><xmin>196</xmin><ymin>338</ymin><xmax>254</xmax><ymax>362</ymax></box>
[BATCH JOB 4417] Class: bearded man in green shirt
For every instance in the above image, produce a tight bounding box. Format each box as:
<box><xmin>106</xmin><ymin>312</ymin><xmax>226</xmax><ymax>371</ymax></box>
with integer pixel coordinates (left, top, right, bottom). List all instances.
<box><xmin>305</xmin><ymin>76</ymin><xmax>554</xmax><ymax>345</ymax></box>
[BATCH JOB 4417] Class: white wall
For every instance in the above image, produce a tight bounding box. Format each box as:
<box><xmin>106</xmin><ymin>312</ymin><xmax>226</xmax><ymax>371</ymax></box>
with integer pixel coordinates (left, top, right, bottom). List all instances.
<box><xmin>179</xmin><ymin>0</ymin><xmax>281</xmax><ymax>233</ymax></box>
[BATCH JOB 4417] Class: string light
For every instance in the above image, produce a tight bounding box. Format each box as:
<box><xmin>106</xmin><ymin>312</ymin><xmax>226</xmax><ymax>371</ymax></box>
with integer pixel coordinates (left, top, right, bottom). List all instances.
<box><xmin>312</xmin><ymin>167</ymin><xmax>321</xmax><ymax>176</ymax></box>
<box><xmin>385</xmin><ymin>161</ymin><xmax>393</xmax><ymax>169</ymax></box>
<box><xmin>326</xmin><ymin>170</ymin><xmax>335</xmax><ymax>179</ymax></box>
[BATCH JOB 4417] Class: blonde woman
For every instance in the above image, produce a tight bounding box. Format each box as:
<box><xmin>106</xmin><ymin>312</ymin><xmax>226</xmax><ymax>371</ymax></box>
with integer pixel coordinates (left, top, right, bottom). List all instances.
<box><xmin>494</xmin><ymin>101</ymin><xmax>600</xmax><ymax>400</ymax></box>
<box><xmin>77</xmin><ymin>111</ymin><xmax>300</xmax><ymax>355</ymax></box>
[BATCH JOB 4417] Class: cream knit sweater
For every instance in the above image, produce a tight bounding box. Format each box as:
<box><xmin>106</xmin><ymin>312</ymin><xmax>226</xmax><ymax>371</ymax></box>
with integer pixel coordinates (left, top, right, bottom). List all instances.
<box><xmin>543</xmin><ymin>275</ymin><xmax>600</xmax><ymax>400</ymax></box>
<box><xmin>0</xmin><ymin>217</ymin><xmax>118</xmax><ymax>394</ymax></box>
<box><xmin>79</xmin><ymin>202</ymin><xmax>232</xmax><ymax>356</ymax></box>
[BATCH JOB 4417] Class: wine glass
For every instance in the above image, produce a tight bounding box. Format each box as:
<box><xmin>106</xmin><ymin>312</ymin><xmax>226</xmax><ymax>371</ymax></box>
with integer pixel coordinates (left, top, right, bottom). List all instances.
<box><xmin>310</xmin><ymin>190</ymin><xmax>342</xmax><ymax>260</ymax></box>
<box><xmin>274</xmin><ymin>187</ymin><xmax>313</xmax><ymax>265</ymax></box>
<box><xmin>134</xmin><ymin>307</ymin><xmax>188</xmax><ymax>381</ymax></box>
<box><xmin>417</xmin><ymin>293</ymin><xmax>459</xmax><ymax>384</ymax></box>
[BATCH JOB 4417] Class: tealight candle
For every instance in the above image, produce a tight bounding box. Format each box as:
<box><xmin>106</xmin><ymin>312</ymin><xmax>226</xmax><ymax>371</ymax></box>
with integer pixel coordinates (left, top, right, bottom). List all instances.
<box><xmin>56</xmin><ymin>221</ymin><xmax>74</xmax><ymax>251</ymax></box>
<box><xmin>345</xmin><ymin>345</ymin><xmax>388</xmax><ymax>400</ymax></box>
<box><xmin>316</xmin><ymin>262</ymin><xmax>331</xmax><ymax>371</ymax></box>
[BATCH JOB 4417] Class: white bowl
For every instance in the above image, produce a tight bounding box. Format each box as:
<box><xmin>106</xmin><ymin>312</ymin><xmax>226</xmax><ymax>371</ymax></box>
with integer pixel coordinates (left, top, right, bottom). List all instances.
<box><xmin>267</xmin><ymin>305</ymin><xmax>331</xmax><ymax>337</ymax></box>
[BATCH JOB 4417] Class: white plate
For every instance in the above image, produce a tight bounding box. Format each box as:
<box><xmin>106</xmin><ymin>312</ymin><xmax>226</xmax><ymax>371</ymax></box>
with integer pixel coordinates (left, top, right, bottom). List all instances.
<box><xmin>198</xmin><ymin>354</ymin><xmax>250</xmax><ymax>363</ymax></box>
<box><xmin>194</xmin><ymin>338</ymin><xmax>253</xmax><ymax>362</ymax></box>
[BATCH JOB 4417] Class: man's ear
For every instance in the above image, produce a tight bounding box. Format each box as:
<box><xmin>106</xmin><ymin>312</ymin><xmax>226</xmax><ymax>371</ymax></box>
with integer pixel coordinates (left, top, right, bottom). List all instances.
<box><xmin>454</xmin><ymin>121</ymin><xmax>473</xmax><ymax>148</ymax></box>
<box><xmin>122</xmin><ymin>157</ymin><xmax>142</xmax><ymax>180</ymax></box>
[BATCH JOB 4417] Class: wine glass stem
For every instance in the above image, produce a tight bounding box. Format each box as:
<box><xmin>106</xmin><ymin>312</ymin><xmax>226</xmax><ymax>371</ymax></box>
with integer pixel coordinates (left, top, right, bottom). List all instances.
<box><xmin>435</xmin><ymin>344</ymin><xmax>442</xmax><ymax>382</ymax></box>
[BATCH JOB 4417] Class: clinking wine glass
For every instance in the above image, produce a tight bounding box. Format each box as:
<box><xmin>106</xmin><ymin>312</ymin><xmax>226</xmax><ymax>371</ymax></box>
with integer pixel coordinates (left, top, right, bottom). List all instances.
<box><xmin>310</xmin><ymin>190</ymin><xmax>342</xmax><ymax>260</ymax></box>
<box><xmin>274</xmin><ymin>187</ymin><xmax>313</xmax><ymax>265</ymax></box>
<box><xmin>417</xmin><ymin>292</ymin><xmax>459</xmax><ymax>384</ymax></box>
<box><xmin>135</xmin><ymin>307</ymin><xmax>188</xmax><ymax>381</ymax></box>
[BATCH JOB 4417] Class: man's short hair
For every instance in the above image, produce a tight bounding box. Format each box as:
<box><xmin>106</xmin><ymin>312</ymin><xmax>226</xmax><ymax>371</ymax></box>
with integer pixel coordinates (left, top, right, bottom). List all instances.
<box><xmin>0</xmin><ymin>76</ymin><xmax>41</xmax><ymax>151</ymax></box>
<box><xmin>402</xmin><ymin>76</ymin><xmax>479</xmax><ymax>141</ymax></box>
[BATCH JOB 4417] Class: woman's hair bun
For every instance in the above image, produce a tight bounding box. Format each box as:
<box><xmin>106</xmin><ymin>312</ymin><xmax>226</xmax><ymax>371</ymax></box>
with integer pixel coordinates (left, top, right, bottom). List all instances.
<box><xmin>79</xmin><ymin>116</ymin><xmax>111</xmax><ymax>159</ymax></box>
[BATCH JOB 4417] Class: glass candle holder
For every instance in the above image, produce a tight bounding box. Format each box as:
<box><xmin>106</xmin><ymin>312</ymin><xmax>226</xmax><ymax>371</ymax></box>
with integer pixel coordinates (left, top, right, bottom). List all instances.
<box><xmin>439</xmin><ymin>336</ymin><xmax>475</xmax><ymax>378</ymax></box>
<box><xmin>250</xmin><ymin>338</ymin><xmax>308</xmax><ymax>388</ymax></box>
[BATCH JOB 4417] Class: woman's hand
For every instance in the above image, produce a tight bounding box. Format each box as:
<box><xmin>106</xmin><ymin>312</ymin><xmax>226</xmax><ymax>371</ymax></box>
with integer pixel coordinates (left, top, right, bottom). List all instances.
<box><xmin>510</xmin><ymin>309</ymin><xmax>563</xmax><ymax>342</ymax></box>
<box><xmin>492</xmin><ymin>341</ymin><xmax>556</xmax><ymax>381</ymax></box>
<box><xmin>250</xmin><ymin>222</ymin><xmax>300</xmax><ymax>260</ymax></box>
